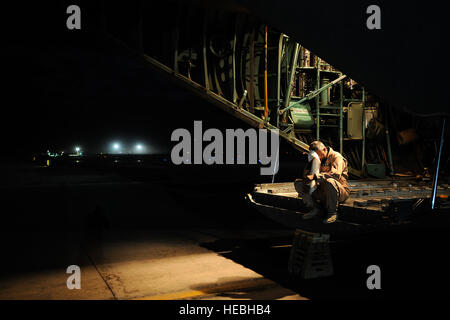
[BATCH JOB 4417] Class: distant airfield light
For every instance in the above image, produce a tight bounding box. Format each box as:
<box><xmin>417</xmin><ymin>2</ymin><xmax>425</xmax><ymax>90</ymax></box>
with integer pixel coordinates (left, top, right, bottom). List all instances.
<box><xmin>74</xmin><ymin>147</ymin><xmax>82</xmax><ymax>156</ymax></box>
<box><xmin>134</xmin><ymin>143</ymin><xmax>147</xmax><ymax>154</ymax></box>
<box><xmin>111</xmin><ymin>142</ymin><xmax>121</xmax><ymax>153</ymax></box>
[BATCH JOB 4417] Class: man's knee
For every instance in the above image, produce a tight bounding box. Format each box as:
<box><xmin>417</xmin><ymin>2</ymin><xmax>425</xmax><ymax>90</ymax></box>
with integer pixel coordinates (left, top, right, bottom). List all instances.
<box><xmin>294</xmin><ymin>179</ymin><xmax>308</xmax><ymax>195</ymax></box>
<box><xmin>323</xmin><ymin>178</ymin><xmax>349</xmax><ymax>203</ymax></box>
<box><xmin>323</xmin><ymin>178</ymin><xmax>338</xmax><ymax>193</ymax></box>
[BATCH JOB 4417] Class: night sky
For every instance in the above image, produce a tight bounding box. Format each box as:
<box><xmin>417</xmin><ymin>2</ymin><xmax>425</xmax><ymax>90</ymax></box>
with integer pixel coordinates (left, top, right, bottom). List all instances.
<box><xmin>1</xmin><ymin>2</ymin><xmax>239</xmax><ymax>158</ymax></box>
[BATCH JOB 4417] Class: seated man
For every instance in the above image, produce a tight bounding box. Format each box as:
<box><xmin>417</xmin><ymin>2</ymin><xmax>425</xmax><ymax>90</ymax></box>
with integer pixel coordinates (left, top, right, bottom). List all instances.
<box><xmin>294</xmin><ymin>141</ymin><xmax>350</xmax><ymax>224</ymax></box>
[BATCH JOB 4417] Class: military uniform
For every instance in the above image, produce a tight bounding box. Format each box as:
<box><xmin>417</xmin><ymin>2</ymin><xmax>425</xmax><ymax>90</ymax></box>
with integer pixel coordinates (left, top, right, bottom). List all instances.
<box><xmin>295</xmin><ymin>147</ymin><xmax>350</xmax><ymax>216</ymax></box>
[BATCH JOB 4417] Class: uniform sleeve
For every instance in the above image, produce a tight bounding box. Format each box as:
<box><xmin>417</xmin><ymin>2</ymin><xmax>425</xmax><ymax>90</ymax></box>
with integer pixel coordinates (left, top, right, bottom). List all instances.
<box><xmin>315</xmin><ymin>156</ymin><xmax>345</xmax><ymax>181</ymax></box>
<box><xmin>308</xmin><ymin>157</ymin><xmax>320</xmax><ymax>194</ymax></box>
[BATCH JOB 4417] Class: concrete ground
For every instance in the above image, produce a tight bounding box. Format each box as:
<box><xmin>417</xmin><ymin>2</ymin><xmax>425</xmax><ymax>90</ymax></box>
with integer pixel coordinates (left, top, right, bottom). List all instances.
<box><xmin>2</xmin><ymin>164</ymin><xmax>450</xmax><ymax>300</ymax></box>
<box><xmin>0</xmin><ymin>163</ymin><xmax>308</xmax><ymax>300</ymax></box>
<box><xmin>0</xmin><ymin>228</ymin><xmax>304</xmax><ymax>300</ymax></box>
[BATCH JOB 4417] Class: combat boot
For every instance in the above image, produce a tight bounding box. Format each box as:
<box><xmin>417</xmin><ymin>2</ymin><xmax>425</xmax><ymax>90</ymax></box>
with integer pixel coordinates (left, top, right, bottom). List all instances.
<box><xmin>323</xmin><ymin>212</ymin><xmax>337</xmax><ymax>224</ymax></box>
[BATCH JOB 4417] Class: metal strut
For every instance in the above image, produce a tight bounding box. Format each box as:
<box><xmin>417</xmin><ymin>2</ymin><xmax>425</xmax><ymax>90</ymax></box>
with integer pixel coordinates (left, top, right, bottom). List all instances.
<box><xmin>279</xmin><ymin>74</ymin><xmax>347</xmax><ymax>115</ymax></box>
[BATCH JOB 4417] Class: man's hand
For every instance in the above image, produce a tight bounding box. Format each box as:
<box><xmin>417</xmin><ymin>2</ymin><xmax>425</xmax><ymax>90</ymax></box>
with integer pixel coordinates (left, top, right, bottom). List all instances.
<box><xmin>304</xmin><ymin>174</ymin><xmax>314</xmax><ymax>182</ymax></box>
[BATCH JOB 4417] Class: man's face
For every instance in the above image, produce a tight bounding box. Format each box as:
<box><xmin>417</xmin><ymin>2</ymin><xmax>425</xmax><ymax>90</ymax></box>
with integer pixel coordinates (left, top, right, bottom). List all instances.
<box><xmin>315</xmin><ymin>147</ymin><xmax>328</xmax><ymax>161</ymax></box>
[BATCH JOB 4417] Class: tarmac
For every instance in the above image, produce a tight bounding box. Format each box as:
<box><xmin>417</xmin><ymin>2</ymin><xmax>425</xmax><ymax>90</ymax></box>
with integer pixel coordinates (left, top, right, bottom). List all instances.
<box><xmin>1</xmin><ymin>162</ymin><xmax>450</xmax><ymax>300</ymax></box>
